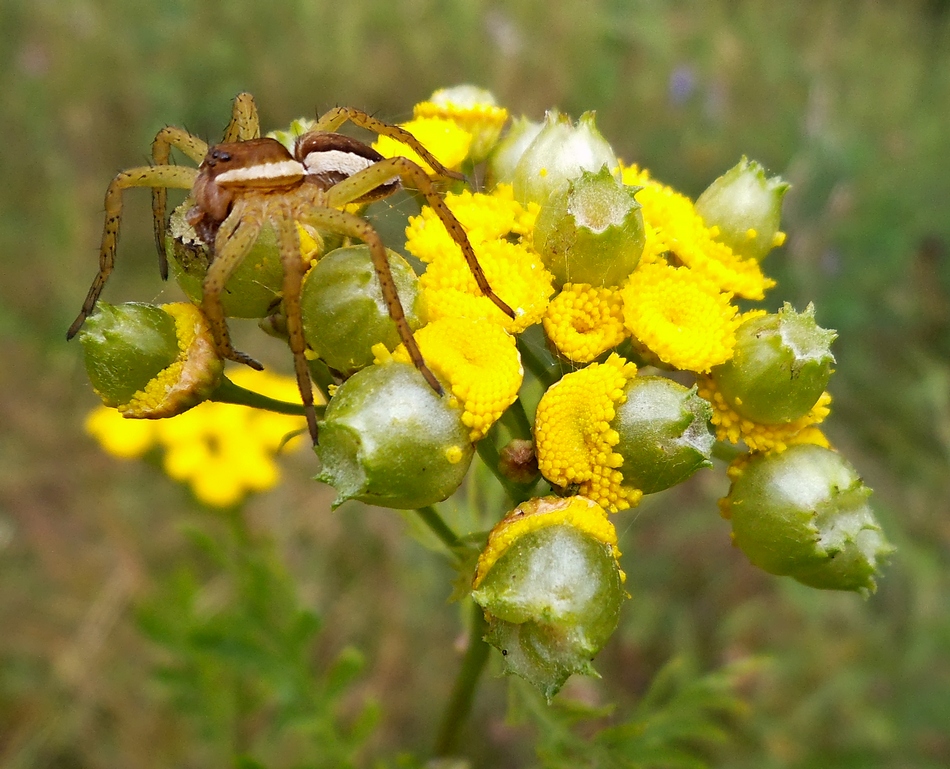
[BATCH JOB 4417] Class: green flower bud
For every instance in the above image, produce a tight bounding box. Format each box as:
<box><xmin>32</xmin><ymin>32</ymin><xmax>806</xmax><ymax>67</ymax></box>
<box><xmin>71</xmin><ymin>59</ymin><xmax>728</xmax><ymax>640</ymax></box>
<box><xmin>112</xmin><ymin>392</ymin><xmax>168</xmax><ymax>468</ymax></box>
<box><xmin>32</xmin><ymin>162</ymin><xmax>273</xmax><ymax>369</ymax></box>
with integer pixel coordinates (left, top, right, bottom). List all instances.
<box><xmin>511</xmin><ymin>110</ymin><xmax>619</xmax><ymax>206</ymax></box>
<box><xmin>315</xmin><ymin>362</ymin><xmax>474</xmax><ymax>509</ymax></box>
<box><xmin>534</xmin><ymin>167</ymin><xmax>645</xmax><ymax>289</ymax></box>
<box><xmin>301</xmin><ymin>245</ymin><xmax>427</xmax><ymax>375</ymax></box>
<box><xmin>78</xmin><ymin>302</ymin><xmax>223</xmax><ymax>418</ymax></box>
<box><xmin>613</xmin><ymin>376</ymin><xmax>715</xmax><ymax>494</ymax></box>
<box><xmin>723</xmin><ymin>444</ymin><xmax>894</xmax><ymax>594</ymax></box>
<box><xmin>712</xmin><ymin>303</ymin><xmax>836</xmax><ymax>424</ymax></box>
<box><xmin>695</xmin><ymin>156</ymin><xmax>790</xmax><ymax>262</ymax></box>
<box><xmin>167</xmin><ymin>202</ymin><xmax>322</xmax><ymax>318</ymax></box>
<box><xmin>486</xmin><ymin>116</ymin><xmax>542</xmax><ymax>188</ymax></box>
<box><xmin>472</xmin><ymin>496</ymin><xmax>626</xmax><ymax>700</ymax></box>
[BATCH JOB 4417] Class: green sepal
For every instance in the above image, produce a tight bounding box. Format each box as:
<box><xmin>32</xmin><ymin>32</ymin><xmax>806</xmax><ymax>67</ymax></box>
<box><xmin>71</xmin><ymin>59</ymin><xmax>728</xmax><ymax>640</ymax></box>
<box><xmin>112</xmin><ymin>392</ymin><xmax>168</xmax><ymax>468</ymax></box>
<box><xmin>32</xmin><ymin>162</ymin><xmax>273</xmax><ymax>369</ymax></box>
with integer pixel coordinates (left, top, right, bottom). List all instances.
<box><xmin>613</xmin><ymin>376</ymin><xmax>715</xmax><ymax>494</ymax></box>
<box><xmin>725</xmin><ymin>444</ymin><xmax>894</xmax><ymax>595</ymax></box>
<box><xmin>695</xmin><ymin>156</ymin><xmax>790</xmax><ymax>262</ymax></box>
<box><xmin>315</xmin><ymin>362</ymin><xmax>474</xmax><ymax>509</ymax></box>
<box><xmin>78</xmin><ymin>302</ymin><xmax>180</xmax><ymax>407</ymax></box>
<box><xmin>712</xmin><ymin>303</ymin><xmax>836</xmax><ymax>424</ymax></box>
<box><xmin>534</xmin><ymin>166</ymin><xmax>645</xmax><ymax>289</ymax></box>
<box><xmin>472</xmin><ymin>524</ymin><xmax>625</xmax><ymax>700</ymax></box>
<box><xmin>300</xmin><ymin>245</ymin><xmax>427</xmax><ymax>375</ymax></box>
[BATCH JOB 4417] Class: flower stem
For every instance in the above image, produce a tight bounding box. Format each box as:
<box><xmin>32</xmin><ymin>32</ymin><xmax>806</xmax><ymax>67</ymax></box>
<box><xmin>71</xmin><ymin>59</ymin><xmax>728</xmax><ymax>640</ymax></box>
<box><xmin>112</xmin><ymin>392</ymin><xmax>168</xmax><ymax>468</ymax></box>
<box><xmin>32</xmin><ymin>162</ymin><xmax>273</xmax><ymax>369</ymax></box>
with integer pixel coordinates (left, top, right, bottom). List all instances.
<box><xmin>414</xmin><ymin>506</ymin><xmax>463</xmax><ymax>553</ymax></box>
<box><xmin>210</xmin><ymin>376</ymin><xmax>323</xmax><ymax>417</ymax></box>
<box><xmin>434</xmin><ymin>600</ymin><xmax>489</xmax><ymax>757</ymax></box>
<box><xmin>517</xmin><ymin>336</ymin><xmax>560</xmax><ymax>390</ymax></box>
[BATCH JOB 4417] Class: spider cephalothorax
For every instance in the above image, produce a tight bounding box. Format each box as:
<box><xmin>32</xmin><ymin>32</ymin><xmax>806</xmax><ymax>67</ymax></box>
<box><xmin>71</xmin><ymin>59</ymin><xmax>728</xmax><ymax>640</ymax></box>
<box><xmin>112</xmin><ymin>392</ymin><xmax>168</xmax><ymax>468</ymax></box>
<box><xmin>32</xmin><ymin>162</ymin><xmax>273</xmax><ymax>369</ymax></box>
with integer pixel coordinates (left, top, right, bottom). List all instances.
<box><xmin>68</xmin><ymin>94</ymin><xmax>515</xmax><ymax>443</ymax></box>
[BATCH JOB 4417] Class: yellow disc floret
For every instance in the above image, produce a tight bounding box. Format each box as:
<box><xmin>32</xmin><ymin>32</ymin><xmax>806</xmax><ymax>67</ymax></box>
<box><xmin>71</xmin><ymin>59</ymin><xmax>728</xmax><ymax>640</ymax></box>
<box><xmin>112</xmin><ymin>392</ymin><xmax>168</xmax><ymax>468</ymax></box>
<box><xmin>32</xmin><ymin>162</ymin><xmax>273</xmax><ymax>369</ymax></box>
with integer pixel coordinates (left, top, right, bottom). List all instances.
<box><xmin>473</xmin><ymin>495</ymin><xmax>622</xmax><ymax>588</ymax></box>
<box><xmin>543</xmin><ymin>283</ymin><xmax>627</xmax><ymax>363</ymax></box>
<box><xmin>414</xmin><ymin>86</ymin><xmax>509</xmax><ymax>162</ymax></box>
<box><xmin>621</xmin><ymin>165</ymin><xmax>775</xmax><ymax>300</ymax></box>
<box><xmin>534</xmin><ymin>353</ymin><xmax>642</xmax><ymax>511</ymax></box>
<box><xmin>389</xmin><ymin>317</ymin><xmax>523</xmax><ymax>441</ymax></box>
<box><xmin>698</xmin><ymin>374</ymin><xmax>833</xmax><ymax>453</ymax></box>
<box><xmin>621</xmin><ymin>262</ymin><xmax>741</xmax><ymax>373</ymax></box>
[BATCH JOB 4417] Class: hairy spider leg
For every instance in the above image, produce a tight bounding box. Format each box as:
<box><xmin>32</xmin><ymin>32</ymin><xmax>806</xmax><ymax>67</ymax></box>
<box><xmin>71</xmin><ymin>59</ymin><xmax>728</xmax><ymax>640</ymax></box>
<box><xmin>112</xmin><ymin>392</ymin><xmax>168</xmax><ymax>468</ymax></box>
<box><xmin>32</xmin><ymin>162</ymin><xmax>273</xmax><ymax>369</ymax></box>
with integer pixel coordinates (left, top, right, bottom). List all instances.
<box><xmin>222</xmin><ymin>92</ymin><xmax>261</xmax><ymax>143</ymax></box>
<box><xmin>312</xmin><ymin>106</ymin><xmax>467</xmax><ymax>183</ymax></box>
<box><xmin>300</xmin><ymin>204</ymin><xmax>443</xmax><ymax>400</ymax></box>
<box><xmin>67</xmin><ymin>164</ymin><xmax>198</xmax><ymax>340</ymax></box>
<box><xmin>325</xmin><ymin>156</ymin><xmax>517</xmax><ymax>320</ymax></box>
<box><xmin>274</xmin><ymin>214</ymin><xmax>319</xmax><ymax>443</ymax></box>
<box><xmin>201</xmin><ymin>208</ymin><xmax>266</xmax><ymax>371</ymax></box>
<box><xmin>150</xmin><ymin>127</ymin><xmax>209</xmax><ymax>278</ymax></box>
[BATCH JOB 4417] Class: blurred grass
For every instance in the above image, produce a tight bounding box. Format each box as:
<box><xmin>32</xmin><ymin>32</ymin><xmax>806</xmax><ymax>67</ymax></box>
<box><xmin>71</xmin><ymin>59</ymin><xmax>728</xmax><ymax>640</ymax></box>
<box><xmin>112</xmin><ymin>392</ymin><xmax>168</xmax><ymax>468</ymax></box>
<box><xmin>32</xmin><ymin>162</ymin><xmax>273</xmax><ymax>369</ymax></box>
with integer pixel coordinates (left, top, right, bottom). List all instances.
<box><xmin>1</xmin><ymin>0</ymin><xmax>949</xmax><ymax>766</ymax></box>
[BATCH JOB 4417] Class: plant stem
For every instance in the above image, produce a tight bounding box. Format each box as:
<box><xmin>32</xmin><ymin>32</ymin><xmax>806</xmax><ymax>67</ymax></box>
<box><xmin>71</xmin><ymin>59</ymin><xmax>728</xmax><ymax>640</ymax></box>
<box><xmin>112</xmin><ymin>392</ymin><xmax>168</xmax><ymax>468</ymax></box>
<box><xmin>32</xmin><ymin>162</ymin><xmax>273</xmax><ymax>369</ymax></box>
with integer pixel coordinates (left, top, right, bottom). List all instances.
<box><xmin>414</xmin><ymin>506</ymin><xmax>463</xmax><ymax>553</ymax></box>
<box><xmin>517</xmin><ymin>336</ymin><xmax>559</xmax><ymax>390</ymax></box>
<box><xmin>434</xmin><ymin>600</ymin><xmax>489</xmax><ymax>757</ymax></box>
<box><xmin>210</xmin><ymin>376</ymin><xmax>323</xmax><ymax>417</ymax></box>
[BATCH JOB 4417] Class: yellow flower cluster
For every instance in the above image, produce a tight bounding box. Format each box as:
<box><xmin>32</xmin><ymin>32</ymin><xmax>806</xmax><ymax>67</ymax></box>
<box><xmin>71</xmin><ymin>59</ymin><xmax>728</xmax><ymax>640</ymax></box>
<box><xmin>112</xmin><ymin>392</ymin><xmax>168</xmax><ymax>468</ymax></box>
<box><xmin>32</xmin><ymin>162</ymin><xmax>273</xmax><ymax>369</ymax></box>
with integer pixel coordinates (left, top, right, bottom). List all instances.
<box><xmin>534</xmin><ymin>354</ymin><xmax>642</xmax><ymax>511</ymax></box>
<box><xmin>472</xmin><ymin>495</ymin><xmax>621</xmax><ymax>589</ymax></box>
<box><xmin>119</xmin><ymin>303</ymin><xmax>224</xmax><ymax>418</ymax></box>
<box><xmin>620</xmin><ymin>262</ymin><xmax>743</xmax><ymax>373</ymax></box>
<box><xmin>697</xmin><ymin>375</ymin><xmax>832</xmax><ymax>453</ymax></box>
<box><xmin>543</xmin><ymin>283</ymin><xmax>626</xmax><ymax>363</ymax></box>
<box><xmin>405</xmin><ymin>185</ymin><xmax>553</xmax><ymax>333</ymax></box>
<box><xmin>373</xmin><ymin>116</ymin><xmax>472</xmax><ymax>172</ymax></box>
<box><xmin>86</xmin><ymin>369</ymin><xmax>308</xmax><ymax>508</ymax></box>
<box><xmin>387</xmin><ymin>317</ymin><xmax>523</xmax><ymax>441</ymax></box>
<box><xmin>413</xmin><ymin>86</ymin><xmax>509</xmax><ymax>162</ymax></box>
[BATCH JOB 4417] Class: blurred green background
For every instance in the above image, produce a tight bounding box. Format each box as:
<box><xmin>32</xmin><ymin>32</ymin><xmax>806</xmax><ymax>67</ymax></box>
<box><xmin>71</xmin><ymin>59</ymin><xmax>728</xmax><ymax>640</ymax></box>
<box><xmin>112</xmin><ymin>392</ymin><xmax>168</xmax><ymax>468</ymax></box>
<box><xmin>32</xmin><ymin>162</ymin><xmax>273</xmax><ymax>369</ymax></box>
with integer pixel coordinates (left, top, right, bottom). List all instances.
<box><xmin>2</xmin><ymin>0</ymin><xmax>950</xmax><ymax>766</ymax></box>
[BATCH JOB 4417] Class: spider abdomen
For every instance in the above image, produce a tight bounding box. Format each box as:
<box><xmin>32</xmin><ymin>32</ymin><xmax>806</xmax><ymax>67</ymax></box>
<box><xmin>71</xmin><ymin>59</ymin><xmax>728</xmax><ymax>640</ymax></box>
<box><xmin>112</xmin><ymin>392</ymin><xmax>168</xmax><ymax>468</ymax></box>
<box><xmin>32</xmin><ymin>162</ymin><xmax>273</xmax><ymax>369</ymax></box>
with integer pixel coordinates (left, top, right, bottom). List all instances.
<box><xmin>296</xmin><ymin>131</ymin><xmax>400</xmax><ymax>201</ymax></box>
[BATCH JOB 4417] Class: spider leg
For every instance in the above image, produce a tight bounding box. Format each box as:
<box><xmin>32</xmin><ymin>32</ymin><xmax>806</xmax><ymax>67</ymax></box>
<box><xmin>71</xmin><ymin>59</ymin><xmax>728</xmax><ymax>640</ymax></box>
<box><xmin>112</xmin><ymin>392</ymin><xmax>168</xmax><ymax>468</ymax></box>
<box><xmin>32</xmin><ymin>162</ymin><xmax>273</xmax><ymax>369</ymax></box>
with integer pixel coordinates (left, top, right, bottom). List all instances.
<box><xmin>67</xmin><ymin>164</ymin><xmax>198</xmax><ymax>340</ymax></box>
<box><xmin>274</xmin><ymin>215</ymin><xmax>319</xmax><ymax>443</ymax></box>
<box><xmin>312</xmin><ymin>106</ymin><xmax>466</xmax><ymax>183</ymax></box>
<box><xmin>203</xmin><ymin>209</ymin><xmax>265</xmax><ymax>370</ymax></box>
<box><xmin>300</xmin><ymin>205</ymin><xmax>443</xmax><ymax>396</ymax></box>
<box><xmin>151</xmin><ymin>127</ymin><xmax>209</xmax><ymax>279</ymax></box>
<box><xmin>223</xmin><ymin>93</ymin><xmax>261</xmax><ymax>143</ymax></box>
<box><xmin>325</xmin><ymin>157</ymin><xmax>516</xmax><ymax>320</ymax></box>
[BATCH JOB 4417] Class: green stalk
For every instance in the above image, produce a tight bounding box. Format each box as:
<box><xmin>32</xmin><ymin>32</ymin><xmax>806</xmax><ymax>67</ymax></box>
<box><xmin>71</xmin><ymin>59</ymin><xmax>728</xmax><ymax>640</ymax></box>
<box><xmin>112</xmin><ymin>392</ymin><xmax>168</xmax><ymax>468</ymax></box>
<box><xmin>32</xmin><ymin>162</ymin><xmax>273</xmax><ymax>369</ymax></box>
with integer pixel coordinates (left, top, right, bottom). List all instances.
<box><xmin>210</xmin><ymin>376</ymin><xmax>323</xmax><ymax>417</ymax></box>
<box><xmin>434</xmin><ymin>600</ymin><xmax>489</xmax><ymax>757</ymax></box>
<box><xmin>414</xmin><ymin>505</ymin><xmax>463</xmax><ymax>553</ymax></box>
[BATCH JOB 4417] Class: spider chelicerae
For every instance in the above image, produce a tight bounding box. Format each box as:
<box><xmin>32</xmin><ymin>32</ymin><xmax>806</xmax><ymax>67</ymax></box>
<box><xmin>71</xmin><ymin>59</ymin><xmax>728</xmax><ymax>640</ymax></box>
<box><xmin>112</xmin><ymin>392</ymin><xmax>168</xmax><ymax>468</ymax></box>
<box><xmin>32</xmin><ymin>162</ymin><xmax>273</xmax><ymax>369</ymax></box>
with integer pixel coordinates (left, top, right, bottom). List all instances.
<box><xmin>67</xmin><ymin>93</ymin><xmax>515</xmax><ymax>443</ymax></box>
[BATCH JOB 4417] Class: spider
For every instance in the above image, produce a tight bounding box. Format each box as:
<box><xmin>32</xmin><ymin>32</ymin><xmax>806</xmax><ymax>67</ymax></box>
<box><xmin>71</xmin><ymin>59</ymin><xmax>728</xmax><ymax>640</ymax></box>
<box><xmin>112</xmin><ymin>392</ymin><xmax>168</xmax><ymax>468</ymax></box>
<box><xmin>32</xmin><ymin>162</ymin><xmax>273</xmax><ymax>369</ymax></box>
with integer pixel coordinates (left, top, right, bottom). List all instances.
<box><xmin>67</xmin><ymin>93</ymin><xmax>515</xmax><ymax>443</ymax></box>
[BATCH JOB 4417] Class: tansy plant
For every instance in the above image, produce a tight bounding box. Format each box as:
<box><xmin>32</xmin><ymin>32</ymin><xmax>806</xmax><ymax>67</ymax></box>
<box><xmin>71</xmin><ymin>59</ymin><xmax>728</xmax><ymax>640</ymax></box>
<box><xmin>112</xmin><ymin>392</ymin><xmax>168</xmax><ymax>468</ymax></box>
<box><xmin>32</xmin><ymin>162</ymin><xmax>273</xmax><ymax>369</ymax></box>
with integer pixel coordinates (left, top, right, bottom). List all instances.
<box><xmin>75</xmin><ymin>86</ymin><xmax>892</xmax><ymax>734</ymax></box>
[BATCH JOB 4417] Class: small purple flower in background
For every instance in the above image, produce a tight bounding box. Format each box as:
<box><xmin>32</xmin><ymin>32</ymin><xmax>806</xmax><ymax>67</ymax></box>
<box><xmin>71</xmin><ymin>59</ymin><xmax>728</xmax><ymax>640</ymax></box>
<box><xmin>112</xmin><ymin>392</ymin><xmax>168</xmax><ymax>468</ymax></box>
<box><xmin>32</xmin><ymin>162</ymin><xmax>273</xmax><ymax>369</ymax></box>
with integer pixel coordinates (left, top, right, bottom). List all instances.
<box><xmin>669</xmin><ymin>64</ymin><xmax>697</xmax><ymax>106</ymax></box>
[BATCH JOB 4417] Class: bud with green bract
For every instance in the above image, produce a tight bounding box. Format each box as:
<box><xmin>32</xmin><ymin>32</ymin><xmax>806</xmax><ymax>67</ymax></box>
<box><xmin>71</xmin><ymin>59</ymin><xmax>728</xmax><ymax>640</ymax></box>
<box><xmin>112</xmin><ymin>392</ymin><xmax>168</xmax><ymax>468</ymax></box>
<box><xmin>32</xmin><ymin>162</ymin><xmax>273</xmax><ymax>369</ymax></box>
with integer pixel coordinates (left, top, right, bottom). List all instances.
<box><xmin>511</xmin><ymin>110</ymin><xmax>619</xmax><ymax>206</ymax></box>
<box><xmin>534</xmin><ymin>166</ymin><xmax>645</xmax><ymax>289</ymax></box>
<box><xmin>711</xmin><ymin>303</ymin><xmax>836</xmax><ymax>424</ymax></box>
<box><xmin>486</xmin><ymin>116</ymin><xmax>542</xmax><ymax>188</ymax></box>
<box><xmin>315</xmin><ymin>362</ymin><xmax>474</xmax><ymax>509</ymax></box>
<box><xmin>722</xmin><ymin>443</ymin><xmax>893</xmax><ymax>594</ymax></box>
<box><xmin>613</xmin><ymin>376</ymin><xmax>715</xmax><ymax>494</ymax></box>
<box><xmin>300</xmin><ymin>245</ymin><xmax>427</xmax><ymax>375</ymax></box>
<box><xmin>78</xmin><ymin>301</ymin><xmax>223</xmax><ymax>418</ymax></box>
<box><xmin>471</xmin><ymin>496</ymin><xmax>626</xmax><ymax>700</ymax></box>
<box><xmin>695</xmin><ymin>156</ymin><xmax>790</xmax><ymax>262</ymax></box>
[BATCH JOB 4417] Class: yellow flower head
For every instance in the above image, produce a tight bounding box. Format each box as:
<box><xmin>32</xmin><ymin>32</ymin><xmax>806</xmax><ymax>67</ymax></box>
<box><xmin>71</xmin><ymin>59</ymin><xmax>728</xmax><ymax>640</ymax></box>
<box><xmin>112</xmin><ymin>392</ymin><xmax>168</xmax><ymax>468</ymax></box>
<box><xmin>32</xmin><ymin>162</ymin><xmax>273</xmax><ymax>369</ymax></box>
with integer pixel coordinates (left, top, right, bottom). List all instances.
<box><xmin>414</xmin><ymin>85</ymin><xmax>509</xmax><ymax>162</ymax></box>
<box><xmin>373</xmin><ymin>116</ymin><xmax>472</xmax><ymax>172</ymax></box>
<box><xmin>120</xmin><ymin>302</ymin><xmax>224</xmax><ymax>419</ymax></box>
<box><xmin>473</xmin><ymin>495</ymin><xmax>622</xmax><ymax>589</ymax></box>
<box><xmin>86</xmin><ymin>369</ymin><xmax>307</xmax><ymax>508</ymax></box>
<box><xmin>621</xmin><ymin>262</ymin><xmax>741</xmax><ymax>373</ymax></box>
<box><xmin>387</xmin><ymin>317</ymin><xmax>523</xmax><ymax>441</ymax></box>
<box><xmin>697</xmin><ymin>374</ymin><xmax>832</xmax><ymax>453</ymax></box>
<box><xmin>543</xmin><ymin>283</ymin><xmax>627</xmax><ymax>363</ymax></box>
<box><xmin>534</xmin><ymin>353</ymin><xmax>642</xmax><ymax>511</ymax></box>
<box><xmin>406</xmin><ymin>186</ymin><xmax>553</xmax><ymax>333</ymax></box>
<box><xmin>621</xmin><ymin>165</ymin><xmax>775</xmax><ymax>300</ymax></box>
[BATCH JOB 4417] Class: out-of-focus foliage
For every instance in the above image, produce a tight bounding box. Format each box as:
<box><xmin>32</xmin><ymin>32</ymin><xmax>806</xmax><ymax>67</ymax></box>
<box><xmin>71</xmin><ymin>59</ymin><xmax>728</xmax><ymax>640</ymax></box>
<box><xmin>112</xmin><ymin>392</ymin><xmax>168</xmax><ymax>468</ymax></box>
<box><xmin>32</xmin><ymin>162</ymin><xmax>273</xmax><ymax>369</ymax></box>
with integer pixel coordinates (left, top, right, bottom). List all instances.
<box><xmin>2</xmin><ymin>0</ymin><xmax>949</xmax><ymax>767</ymax></box>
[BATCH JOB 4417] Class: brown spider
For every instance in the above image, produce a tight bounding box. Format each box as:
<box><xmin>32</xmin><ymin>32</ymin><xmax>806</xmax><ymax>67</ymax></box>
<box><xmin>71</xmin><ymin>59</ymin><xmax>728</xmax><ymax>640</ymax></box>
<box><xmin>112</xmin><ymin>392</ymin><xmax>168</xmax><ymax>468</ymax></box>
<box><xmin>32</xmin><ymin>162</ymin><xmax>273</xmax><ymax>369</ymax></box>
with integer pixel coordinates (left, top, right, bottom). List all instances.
<box><xmin>68</xmin><ymin>93</ymin><xmax>515</xmax><ymax>443</ymax></box>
